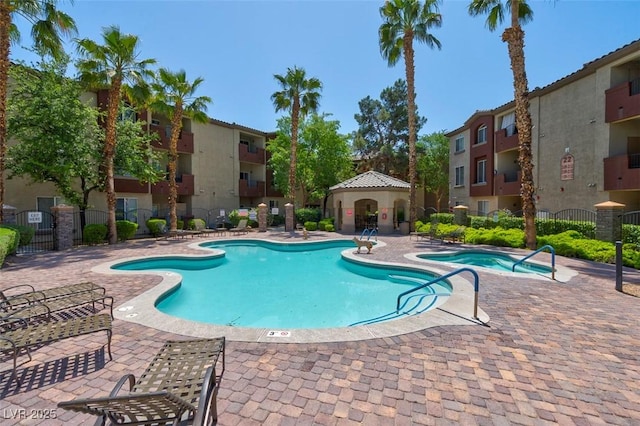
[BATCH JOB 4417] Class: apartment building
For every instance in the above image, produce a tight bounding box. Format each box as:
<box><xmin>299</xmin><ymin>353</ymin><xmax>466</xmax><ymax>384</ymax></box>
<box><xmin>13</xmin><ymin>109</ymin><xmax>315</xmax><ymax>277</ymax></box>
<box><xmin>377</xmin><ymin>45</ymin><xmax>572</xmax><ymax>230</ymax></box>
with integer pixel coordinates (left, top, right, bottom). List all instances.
<box><xmin>4</xmin><ymin>88</ymin><xmax>285</xmax><ymax>230</ymax></box>
<box><xmin>447</xmin><ymin>39</ymin><xmax>640</xmax><ymax>216</ymax></box>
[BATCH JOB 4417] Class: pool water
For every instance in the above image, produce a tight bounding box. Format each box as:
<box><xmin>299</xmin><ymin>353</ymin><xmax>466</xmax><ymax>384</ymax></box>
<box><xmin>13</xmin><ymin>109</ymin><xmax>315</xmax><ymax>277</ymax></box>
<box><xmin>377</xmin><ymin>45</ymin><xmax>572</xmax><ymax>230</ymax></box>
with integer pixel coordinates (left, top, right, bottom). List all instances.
<box><xmin>114</xmin><ymin>240</ymin><xmax>452</xmax><ymax>329</ymax></box>
<box><xmin>417</xmin><ymin>251</ymin><xmax>552</xmax><ymax>274</ymax></box>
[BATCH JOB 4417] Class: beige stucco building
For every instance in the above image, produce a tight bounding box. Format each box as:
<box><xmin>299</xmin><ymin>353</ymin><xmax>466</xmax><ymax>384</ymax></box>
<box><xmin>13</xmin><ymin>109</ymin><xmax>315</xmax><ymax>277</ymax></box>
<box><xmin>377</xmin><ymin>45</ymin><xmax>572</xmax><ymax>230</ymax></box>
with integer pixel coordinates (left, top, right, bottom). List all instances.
<box><xmin>447</xmin><ymin>39</ymin><xmax>640</xmax><ymax>216</ymax></box>
<box><xmin>3</xmin><ymin>88</ymin><xmax>287</xmax><ymax>233</ymax></box>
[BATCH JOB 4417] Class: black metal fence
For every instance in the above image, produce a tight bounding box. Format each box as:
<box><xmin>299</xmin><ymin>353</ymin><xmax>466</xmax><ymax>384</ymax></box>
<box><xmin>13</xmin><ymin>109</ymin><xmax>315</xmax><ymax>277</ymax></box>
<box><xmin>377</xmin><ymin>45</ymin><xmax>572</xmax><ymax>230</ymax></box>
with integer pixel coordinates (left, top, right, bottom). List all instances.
<box><xmin>14</xmin><ymin>210</ymin><xmax>56</xmax><ymax>253</ymax></box>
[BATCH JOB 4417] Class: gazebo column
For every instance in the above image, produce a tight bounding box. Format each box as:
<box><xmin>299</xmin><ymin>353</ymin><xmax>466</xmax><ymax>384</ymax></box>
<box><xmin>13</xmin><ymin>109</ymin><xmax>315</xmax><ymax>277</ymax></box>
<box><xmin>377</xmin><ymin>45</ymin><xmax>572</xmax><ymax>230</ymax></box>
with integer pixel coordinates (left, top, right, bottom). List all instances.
<box><xmin>341</xmin><ymin>206</ymin><xmax>355</xmax><ymax>234</ymax></box>
<box><xmin>377</xmin><ymin>207</ymin><xmax>394</xmax><ymax>234</ymax></box>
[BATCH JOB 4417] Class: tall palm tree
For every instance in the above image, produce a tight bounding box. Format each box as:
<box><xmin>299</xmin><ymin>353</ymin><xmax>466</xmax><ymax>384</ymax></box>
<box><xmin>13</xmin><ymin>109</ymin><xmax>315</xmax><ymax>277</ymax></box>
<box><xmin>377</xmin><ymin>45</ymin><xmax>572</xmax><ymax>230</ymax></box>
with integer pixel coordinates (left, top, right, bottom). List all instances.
<box><xmin>379</xmin><ymin>0</ymin><xmax>442</xmax><ymax>232</ymax></box>
<box><xmin>271</xmin><ymin>66</ymin><xmax>322</xmax><ymax>206</ymax></box>
<box><xmin>150</xmin><ymin>68</ymin><xmax>211</xmax><ymax>232</ymax></box>
<box><xmin>75</xmin><ymin>25</ymin><xmax>155</xmax><ymax>244</ymax></box>
<box><xmin>468</xmin><ymin>0</ymin><xmax>536</xmax><ymax>249</ymax></box>
<box><xmin>0</xmin><ymin>0</ymin><xmax>76</xmax><ymax>222</ymax></box>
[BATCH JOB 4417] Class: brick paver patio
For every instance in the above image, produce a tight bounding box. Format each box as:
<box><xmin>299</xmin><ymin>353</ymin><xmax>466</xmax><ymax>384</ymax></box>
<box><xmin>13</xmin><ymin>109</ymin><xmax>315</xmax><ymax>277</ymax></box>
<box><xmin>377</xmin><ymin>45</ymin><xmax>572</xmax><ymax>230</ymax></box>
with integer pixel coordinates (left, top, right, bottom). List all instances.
<box><xmin>0</xmin><ymin>231</ymin><xmax>639</xmax><ymax>425</ymax></box>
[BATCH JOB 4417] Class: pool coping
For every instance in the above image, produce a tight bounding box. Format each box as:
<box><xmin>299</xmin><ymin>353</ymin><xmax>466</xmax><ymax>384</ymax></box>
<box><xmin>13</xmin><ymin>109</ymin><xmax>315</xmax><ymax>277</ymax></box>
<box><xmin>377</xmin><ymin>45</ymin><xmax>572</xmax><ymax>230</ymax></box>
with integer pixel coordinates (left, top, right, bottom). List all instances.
<box><xmin>92</xmin><ymin>237</ymin><xmax>489</xmax><ymax>344</ymax></box>
<box><xmin>403</xmin><ymin>247</ymin><xmax>578</xmax><ymax>283</ymax></box>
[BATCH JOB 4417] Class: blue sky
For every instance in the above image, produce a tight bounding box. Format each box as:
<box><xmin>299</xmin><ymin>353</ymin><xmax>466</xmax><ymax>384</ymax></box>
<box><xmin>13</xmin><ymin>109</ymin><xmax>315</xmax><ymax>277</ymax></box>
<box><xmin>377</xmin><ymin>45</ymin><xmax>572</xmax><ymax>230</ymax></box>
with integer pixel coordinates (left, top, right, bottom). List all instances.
<box><xmin>10</xmin><ymin>0</ymin><xmax>640</xmax><ymax>136</ymax></box>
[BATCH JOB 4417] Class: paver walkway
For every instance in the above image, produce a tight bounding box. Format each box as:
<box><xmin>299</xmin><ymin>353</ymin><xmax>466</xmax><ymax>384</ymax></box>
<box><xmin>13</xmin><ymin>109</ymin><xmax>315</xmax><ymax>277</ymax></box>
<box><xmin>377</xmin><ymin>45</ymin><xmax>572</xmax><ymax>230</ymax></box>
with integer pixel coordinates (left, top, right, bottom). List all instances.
<box><xmin>0</xmin><ymin>231</ymin><xmax>639</xmax><ymax>425</ymax></box>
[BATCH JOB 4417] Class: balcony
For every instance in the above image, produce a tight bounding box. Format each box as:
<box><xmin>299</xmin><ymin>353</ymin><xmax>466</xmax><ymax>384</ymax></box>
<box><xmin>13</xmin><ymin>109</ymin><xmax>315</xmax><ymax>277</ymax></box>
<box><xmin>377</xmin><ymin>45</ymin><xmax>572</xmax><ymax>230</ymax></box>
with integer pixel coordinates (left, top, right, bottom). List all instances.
<box><xmin>495</xmin><ymin>126</ymin><xmax>519</xmax><ymax>153</ymax></box>
<box><xmin>239</xmin><ymin>143</ymin><xmax>265</xmax><ymax>164</ymax></box>
<box><xmin>114</xmin><ymin>177</ymin><xmax>149</xmax><ymax>194</ymax></box>
<box><xmin>149</xmin><ymin>124</ymin><xmax>194</xmax><ymax>154</ymax></box>
<box><xmin>494</xmin><ymin>171</ymin><xmax>521</xmax><ymax>196</ymax></box>
<box><xmin>605</xmin><ymin>79</ymin><xmax>640</xmax><ymax>123</ymax></box>
<box><xmin>604</xmin><ymin>154</ymin><xmax>640</xmax><ymax>191</ymax></box>
<box><xmin>239</xmin><ymin>179</ymin><xmax>265</xmax><ymax>198</ymax></box>
<box><xmin>151</xmin><ymin>174</ymin><xmax>195</xmax><ymax>196</ymax></box>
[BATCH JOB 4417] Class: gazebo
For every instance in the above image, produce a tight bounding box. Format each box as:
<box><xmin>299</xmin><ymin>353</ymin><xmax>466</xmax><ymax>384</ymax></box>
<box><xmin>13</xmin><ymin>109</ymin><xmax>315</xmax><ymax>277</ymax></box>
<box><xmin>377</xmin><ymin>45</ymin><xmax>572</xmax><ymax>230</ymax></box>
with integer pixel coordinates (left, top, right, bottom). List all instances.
<box><xmin>329</xmin><ymin>171</ymin><xmax>410</xmax><ymax>235</ymax></box>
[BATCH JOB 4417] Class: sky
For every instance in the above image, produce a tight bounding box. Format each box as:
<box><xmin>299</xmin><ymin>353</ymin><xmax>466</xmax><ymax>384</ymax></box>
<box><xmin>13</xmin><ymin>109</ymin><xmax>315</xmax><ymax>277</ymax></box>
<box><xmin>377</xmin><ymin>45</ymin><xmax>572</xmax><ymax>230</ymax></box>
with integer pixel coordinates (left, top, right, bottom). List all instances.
<box><xmin>10</xmin><ymin>0</ymin><xmax>640</xmax><ymax>137</ymax></box>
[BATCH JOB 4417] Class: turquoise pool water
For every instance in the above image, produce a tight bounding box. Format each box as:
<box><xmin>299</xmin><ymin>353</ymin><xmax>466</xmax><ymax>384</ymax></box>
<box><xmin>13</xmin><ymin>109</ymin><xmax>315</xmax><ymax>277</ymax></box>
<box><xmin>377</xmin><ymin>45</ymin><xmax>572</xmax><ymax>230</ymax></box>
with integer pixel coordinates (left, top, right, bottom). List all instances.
<box><xmin>417</xmin><ymin>251</ymin><xmax>552</xmax><ymax>274</ymax></box>
<box><xmin>113</xmin><ymin>240</ymin><xmax>452</xmax><ymax>329</ymax></box>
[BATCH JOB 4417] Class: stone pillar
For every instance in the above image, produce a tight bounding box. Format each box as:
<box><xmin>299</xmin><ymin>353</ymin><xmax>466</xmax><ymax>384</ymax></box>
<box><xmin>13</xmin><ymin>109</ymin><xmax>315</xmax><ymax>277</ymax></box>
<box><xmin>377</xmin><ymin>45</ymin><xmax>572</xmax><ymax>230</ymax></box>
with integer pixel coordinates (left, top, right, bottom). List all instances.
<box><xmin>285</xmin><ymin>203</ymin><xmax>295</xmax><ymax>232</ymax></box>
<box><xmin>257</xmin><ymin>203</ymin><xmax>268</xmax><ymax>232</ymax></box>
<box><xmin>1</xmin><ymin>204</ymin><xmax>17</xmax><ymax>224</ymax></box>
<box><xmin>453</xmin><ymin>205</ymin><xmax>469</xmax><ymax>226</ymax></box>
<box><xmin>377</xmin><ymin>207</ymin><xmax>394</xmax><ymax>234</ymax></box>
<box><xmin>52</xmin><ymin>204</ymin><xmax>74</xmax><ymax>251</ymax></box>
<box><xmin>595</xmin><ymin>201</ymin><xmax>625</xmax><ymax>243</ymax></box>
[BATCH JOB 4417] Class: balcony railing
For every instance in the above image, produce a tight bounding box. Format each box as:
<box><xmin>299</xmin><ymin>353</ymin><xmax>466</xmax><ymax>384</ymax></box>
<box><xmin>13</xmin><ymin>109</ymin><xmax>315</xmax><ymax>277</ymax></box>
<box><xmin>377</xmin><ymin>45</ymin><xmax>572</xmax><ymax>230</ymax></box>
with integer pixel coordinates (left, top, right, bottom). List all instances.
<box><xmin>495</xmin><ymin>127</ymin><xmax>519</xmax><ymax>153</ymax></box>
<box><xmin>114</xmin><ymin>177</ymin><xmax>149</xmax><ymax>194</ymax></box>
<box><xmin>151</xmin><ymin>173</ymin><xmax>195</xmax><ymax>196</ymax></box>
<box><xmin>149</xmin><ymin>124</ymin><xmax>194</xmax><ymax>154</ymax></box>
<box><xmin>238</xmin><ymin>143</ymin><xmax>265</xmax><ymax>164</ymax></box>
<box><xmin>603</xmin><ymin>154</ymin><xmax>640</xmax><ymax>191</ymax></box>
<box><xmin>238</xmin><ymin>179</ymin><xmax>265</xmax><ymax>198</ymax></box>
<box><xmin>494</xmin><ymin>171</ymin><xmax>521</xmax><ymax>196</ymax></box>
<box><xmin>605</xmin><ymin>79</ymin><xmax>640</xmax><ymax>123</ymax></box>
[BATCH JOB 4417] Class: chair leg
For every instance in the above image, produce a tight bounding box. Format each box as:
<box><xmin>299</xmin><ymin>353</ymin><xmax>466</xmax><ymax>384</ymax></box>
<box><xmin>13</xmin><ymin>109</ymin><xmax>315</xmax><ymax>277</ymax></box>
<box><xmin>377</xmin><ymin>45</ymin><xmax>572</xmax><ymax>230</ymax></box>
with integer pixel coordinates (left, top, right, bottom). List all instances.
<box><xmin>106</xmin><ymin>330</ymin><xmax>113</xmax><ymax>361</ymax></box>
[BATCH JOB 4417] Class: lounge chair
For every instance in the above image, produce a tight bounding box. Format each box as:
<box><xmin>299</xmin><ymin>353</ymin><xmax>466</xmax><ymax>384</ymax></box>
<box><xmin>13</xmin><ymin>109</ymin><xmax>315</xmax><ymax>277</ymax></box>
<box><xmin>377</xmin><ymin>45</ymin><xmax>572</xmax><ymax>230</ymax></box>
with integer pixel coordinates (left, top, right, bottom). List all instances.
<box><xmin>192</xmin><ymin>218</ymin><xmax>218</xmax><ymax>237</ymax></box>
<box><xmin>0</xmin><ymin>282</ymin><xmax>114</xmax><ymax>319</ymax></box>
<box><xmin>58</xmin><ymin>337</ymin><xmax>226</xmax><ymax>426</ymax></box>
<box><xmin>411</xmin><ymin>223</ymin><xmax>440</xmax><ymax>244</ymax></box>
<box><xmin>440</xmin><ymin>226</ymin><xmax>466</xmax><ymax>244</ymax></box>
<box><xmin>229</xmin><ymin>219</ymin><xmax>248</xmax><ymax>235</ymax></box>
<box><xmin>0</xmin><ymin>313</ymin><xmax>112</xmax><ymax>382</ymax></box>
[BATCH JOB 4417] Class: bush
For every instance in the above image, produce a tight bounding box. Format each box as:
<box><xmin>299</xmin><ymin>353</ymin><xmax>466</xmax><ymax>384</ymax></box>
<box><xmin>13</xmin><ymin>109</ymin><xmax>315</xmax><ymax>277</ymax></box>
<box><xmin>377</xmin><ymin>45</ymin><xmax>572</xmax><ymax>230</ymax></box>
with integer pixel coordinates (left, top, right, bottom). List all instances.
<box><xmin>228</xmin><ymin>209</ymin><xmax>257</xmax><ymax>228</ymax></box>
<box><xmin>430</xmin><ymin>213</ymin><xmax>454</xmax><ymax>225</ymax></box>
<box><xmin>535</xmin><ymin>218</ymin><xmax>596</xmax><ymax>237</ymax></box>
<box><xmin>318</xmin><ymin>218</ymin><xmax>334</xmax><ymax>231</ymax></box>
<box><xmin>116</xmin><ymin>220</ymin><xmax>138</xmax><ymax>241</ymax></box>
<box><xmin>0</xmin><ymin>224</ymin><xmax>34</xmax><ymax>246</ymax></box>
<box><xmin>83</xmin><ymin>223</ymin><xmax>107</xmax><ymax>245</ymax></box>
<box><xmin>325</xmin><ymin>224</ymin><xmax>335</xmax><ymax>232</ymax></box>
<box><xmin>0</xmin><ymin>226</ymin><xmax>19</xmax><ymax>260</ymax></box>
<box><xmin>146</xmin><ymin>219</ymin><xmax>167</xmax><ymax>237</ymax></box>
<box><xmin>269</xmin><ymin>214</ymin><xmax>285</xmax><ymax>227</ymax></box>
<box><xmin>304</xmin><ymin>221</ymin><xmax>318</xmax><ymax>231</ymax></box>
<box><xmin>296</xmin><ymin>208</ymin><xmax>321</xmax><ymax>225</ymax></box>
<box><xmin>464</xmin><ymin>227</ymin><xmax>525</xmax><ymax>248</ymax></box>
<box><xmin>622</xmin><ymin>224</ymin><xmax>640</xmax><ymax>245</ymax></box>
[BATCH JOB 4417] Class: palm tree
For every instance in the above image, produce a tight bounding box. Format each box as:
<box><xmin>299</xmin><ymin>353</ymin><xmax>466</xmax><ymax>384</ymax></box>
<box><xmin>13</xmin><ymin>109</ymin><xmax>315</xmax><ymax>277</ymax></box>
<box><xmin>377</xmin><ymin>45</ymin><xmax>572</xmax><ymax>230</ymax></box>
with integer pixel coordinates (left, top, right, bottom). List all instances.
<box><xmin>150</xmin><ymin>68</ymin><xmax>211</xmax><ymax>232</ymax></box>
<box><xmin>0</xmin><ymin>0</ymin><xmax>76</xmax><ymax>222</ymax></box>
<box><xmin>75</xmin><ymin>26</ymin><xmax>155</xmax><ymax>244</ymax></box>
<box><xmin>379</xmin><ymin>0</ymin><xmax>442</xmax><ymax>232</ymax></box>
<box><xmin>468</xmin><ymin>0</ymin><xmax>536</xmax><ymax>249</ymax></box>
<box><xmin>271</xmin><ymin>66</ymin><xmax>322</xmax><ymax>206</ymax></box>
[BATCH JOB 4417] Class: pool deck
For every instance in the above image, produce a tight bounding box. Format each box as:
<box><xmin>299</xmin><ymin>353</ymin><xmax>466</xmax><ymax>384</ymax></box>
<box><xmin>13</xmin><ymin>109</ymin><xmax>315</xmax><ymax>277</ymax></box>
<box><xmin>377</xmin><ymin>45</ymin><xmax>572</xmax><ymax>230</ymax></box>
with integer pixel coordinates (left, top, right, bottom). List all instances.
<box><xmin>1</xmin><ymin>230</ymin><xmax>640</xmax><ymax>425</ymax></box>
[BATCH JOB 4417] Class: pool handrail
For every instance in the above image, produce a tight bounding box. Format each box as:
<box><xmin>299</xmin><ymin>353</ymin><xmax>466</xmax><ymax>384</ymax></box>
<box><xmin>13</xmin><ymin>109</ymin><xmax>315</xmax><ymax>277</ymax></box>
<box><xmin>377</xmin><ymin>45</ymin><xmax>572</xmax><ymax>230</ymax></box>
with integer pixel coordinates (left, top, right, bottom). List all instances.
<box><xmin>360</xmin><ymin>228</ymin><xmax>378</xmax><ymax>241</ymax></box>
<box><xmin>395</xmin><ymin>267</ymin><xmax>480</xmax><ymax>320</ymax></box>
<box><xmin>512</xmin><ymin>244</ymin><xmax>555</xmax><ymax>280</ymax></box>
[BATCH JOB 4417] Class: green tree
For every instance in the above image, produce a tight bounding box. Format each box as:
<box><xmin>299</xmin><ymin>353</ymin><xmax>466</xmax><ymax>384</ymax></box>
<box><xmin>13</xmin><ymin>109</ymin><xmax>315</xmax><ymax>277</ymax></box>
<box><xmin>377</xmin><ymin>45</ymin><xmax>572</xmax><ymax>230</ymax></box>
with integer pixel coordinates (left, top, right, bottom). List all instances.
<box><xmin>150</xmin><ymin>68</ymin><xmax>211</xmax><ymax>232</ymax></box>
<box><xmin>271</xmin><ymin>66</ymin><xmax>322</xmax><ymax>207</ymax></box>
<box><xmin>75</xmin><ymin>25</ymin><xmax>156</xmax><ymax>244</ymax></box>
<box><xmin>468</xmin><ymin>0</ymin><xmax>536</xmax><ymax>249</ymax></box>
<box><xmin>417</xmin><ymin>131</ymin><xmax>449</xmax><ymax>212</ymax></box>
<box><xmin>353</xmin><ymin>79</ymin><xmax>426</xmax><ymax>179</ymax></box>
<box><xmin>0</xmin><ymin>0</ymin><xmax>76</xmax><ymax>222</ymax></box>
<box><xmin>7</xmin><ymin>58</ymin><xmax>162</xmax><ymax>231</ymax></box>
<box><xmin>379</xmin><ymin>0</ymin><xmax>442</xmax><ymax>232</ymax></box>
<box><xmin>267</xmin><ymin>114</ymin><xmax>353</xmax><ymax>212</ymax></box>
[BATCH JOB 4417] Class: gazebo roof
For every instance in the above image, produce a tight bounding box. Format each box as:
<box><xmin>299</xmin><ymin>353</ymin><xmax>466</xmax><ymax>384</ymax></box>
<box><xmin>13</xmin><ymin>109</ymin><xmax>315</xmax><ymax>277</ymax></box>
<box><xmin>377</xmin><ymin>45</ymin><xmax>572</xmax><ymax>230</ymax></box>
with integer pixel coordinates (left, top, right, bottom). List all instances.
<box><xmin>330</xmin><ymin>171</ymin><xmax>410</xmax><ymax>190</ymax></box>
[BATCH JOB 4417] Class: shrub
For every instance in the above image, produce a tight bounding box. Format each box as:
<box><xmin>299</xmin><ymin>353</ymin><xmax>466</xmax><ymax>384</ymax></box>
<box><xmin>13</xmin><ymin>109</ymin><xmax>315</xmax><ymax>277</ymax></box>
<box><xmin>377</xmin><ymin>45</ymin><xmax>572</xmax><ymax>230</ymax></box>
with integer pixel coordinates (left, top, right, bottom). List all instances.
<box><xmin>83</xmin><ymin>223</ymin><xmax>107</xmax><ymax>245</ymax></box>
<box><xmin>622</xmin><ymin>224</ymin><xmax>640</xmax><ymax>245</ymax></box>
<box><xmin>189</xmin><ymin>218</ymin><xmax>206</xmax><ymax>230</ymax></box>
<box><xmin>430</xmin><ymin>213</ymin><xmax>454</xmax><ymax>225</ymax></box>
<box><xmin>318</xmin><ymin>218</ymin><xmax>334</xmax><ymax>231</ymax></box>
<box><xmin>146</xmin><ymin>219</ymin><xmax>167</xmax><ymax>237</ymax></box>
<box><xmin>0</xmin><ymin>224</ymin><xmax>34</xmax><ymax>246</ymax></box>
<box><xmin>537</xmin><ymin>231</ymin><xmax>619</xmax><ymax>264</ymax></box>
<box><xmin>0</xmin><ymin>227</ymin><xmax>19</xmax><ymax>260</ymax></box>
<box><xmin>463</xmin><ymin>227</ymin><xmax>525</xmax><ymax>248</ymax></box>
<box><xmin>228</xmin><ymin>209</ymin><xmax>257</xmax><ymax>228</ymax></box>
<box><xmin>296</xmin><ymin>208</ymin><xmax>321</xmax><ymax>225</ymax></box>
<box><xmin>535</xmin><ymin>218</ymin><xmax>595</xmax><ymax>237</ymax></box>
<box><xmin>304</xmin><ymin>221</ymin><xmax>318</xmax><ymax>231</ymax></box>
<box><xmin>116</xmin><ymin>220</ymin><xmax>138</xmax><ymax>241</ymax></box>
<box><xmin>324</xmin><ymin>224</ymin><xmax>335</xmax><ymax>232</ymax></box>
<box><xmin>269</xmin><ymin>214</ymin><xmax>285</xmax><ymax>227</ymax></box>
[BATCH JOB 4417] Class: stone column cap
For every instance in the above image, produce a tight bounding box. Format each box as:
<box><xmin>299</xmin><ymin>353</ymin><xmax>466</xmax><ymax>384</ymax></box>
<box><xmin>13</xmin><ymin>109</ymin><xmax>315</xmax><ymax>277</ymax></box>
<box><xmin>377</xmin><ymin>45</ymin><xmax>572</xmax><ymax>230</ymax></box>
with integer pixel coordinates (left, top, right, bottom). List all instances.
<box><xmin>453</xmin><ymin>205</ymin><xmax>468</xmax><ymax>210</ymax></box>
<box><xmin>258</xmin><ymin>203</ymin><xmax>267</xmax><ymax>207</ymax></box>
<box><xmin>594</xmin><ymin>201</ymin><xmax>625</xmax><ymax>209</ymax></box>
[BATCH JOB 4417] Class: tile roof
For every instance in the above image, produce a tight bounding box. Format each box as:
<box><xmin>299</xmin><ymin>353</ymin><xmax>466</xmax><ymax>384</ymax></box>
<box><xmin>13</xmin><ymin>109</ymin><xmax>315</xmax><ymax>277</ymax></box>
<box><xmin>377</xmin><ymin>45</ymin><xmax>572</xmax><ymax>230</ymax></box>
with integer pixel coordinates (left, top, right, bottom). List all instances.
<box><xmin>330</xmin><ymin>171</ymin><xmax>410</xmax><ymax>190</ymax></box>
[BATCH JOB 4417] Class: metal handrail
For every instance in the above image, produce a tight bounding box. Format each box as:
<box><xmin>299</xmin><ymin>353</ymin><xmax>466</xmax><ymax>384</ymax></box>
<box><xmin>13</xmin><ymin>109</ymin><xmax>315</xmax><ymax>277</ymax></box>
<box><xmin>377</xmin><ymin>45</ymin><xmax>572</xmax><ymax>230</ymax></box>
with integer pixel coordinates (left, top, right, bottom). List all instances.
<box><xmin>359</xmin><ymin>228</ymin><xmax>378</xmax><ymax>241</ymax></box>
<box><xmin>512</xmin><ymin>244</ymin><xmax>555</xmax><ymax>280</ymax></box>
<box><xmin>395</xmin><ymin>267</ymin><xmax>480</xmax><ymax>320</ymax></box>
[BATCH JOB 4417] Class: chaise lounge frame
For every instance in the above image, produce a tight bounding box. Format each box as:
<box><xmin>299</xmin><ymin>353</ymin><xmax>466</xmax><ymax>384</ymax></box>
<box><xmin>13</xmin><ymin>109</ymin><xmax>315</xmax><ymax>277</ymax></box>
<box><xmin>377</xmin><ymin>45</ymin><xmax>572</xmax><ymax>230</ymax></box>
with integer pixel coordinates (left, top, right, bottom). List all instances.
<box><xmin>58</xmin><ymin>337</ymin><xmax>226</xmax><ymax>425</ymax></box>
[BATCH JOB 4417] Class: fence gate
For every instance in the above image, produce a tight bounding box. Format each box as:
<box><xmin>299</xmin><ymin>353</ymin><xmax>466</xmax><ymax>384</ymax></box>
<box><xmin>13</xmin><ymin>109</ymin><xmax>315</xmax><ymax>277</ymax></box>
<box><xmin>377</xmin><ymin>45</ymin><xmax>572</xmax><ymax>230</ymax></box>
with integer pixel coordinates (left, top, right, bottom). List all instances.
<box><xmin>15</xmin><ymin>210</ymin><xmax>56</xmax><ymax>253</ymax></box>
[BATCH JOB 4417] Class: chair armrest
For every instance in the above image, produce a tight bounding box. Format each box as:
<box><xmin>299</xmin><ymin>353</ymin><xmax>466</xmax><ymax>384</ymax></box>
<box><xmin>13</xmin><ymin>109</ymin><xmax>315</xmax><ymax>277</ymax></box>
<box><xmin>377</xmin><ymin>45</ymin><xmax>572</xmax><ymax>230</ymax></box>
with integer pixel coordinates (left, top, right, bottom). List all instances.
<box><xmin>193</xmin><ymin>366</ymin><xmax>218</xmax><ymax>426</ymax></box>
<box><xmin>109</xmin><ymin>374</ymin><xmax>136</xmax><ymax>397</ymax></box>
<box><xmin>0</xmin><ymin>316</ymin><xmax>28</xmax><ymax>332</ymax></box>
<box><xmin>0</xmin><ymin>301</ymin><xmax>52</xmax><ymax>321</ymax></box>
<box><xmin>0</xmin><ymin>284</ymin><xmax>36</xmax><ymax>299</ymax></box>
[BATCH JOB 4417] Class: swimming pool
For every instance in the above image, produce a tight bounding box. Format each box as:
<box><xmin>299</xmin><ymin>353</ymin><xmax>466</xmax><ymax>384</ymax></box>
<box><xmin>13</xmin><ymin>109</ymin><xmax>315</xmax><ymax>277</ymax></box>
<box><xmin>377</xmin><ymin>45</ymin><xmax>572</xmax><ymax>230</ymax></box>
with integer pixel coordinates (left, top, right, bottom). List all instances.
<box><xmin>112</xmin><ymin>239</ymin><xmax>452</xmax><ymax>329</ymax></box>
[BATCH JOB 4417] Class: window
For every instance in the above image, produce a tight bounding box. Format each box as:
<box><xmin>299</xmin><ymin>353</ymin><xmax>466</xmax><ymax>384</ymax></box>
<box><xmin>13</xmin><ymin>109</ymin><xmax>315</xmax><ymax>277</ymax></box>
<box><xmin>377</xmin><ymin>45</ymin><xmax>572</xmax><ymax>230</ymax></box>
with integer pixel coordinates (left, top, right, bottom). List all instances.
<box><xmin>151</xmin><ymin>119</ymin><xmax>161</xmax><ymax>126</ymax></box>
<box><xmin>118</xmin><ymin>105</ymin><xmax>136</xmax><ymax>123</ymax></box>
<box><xmin>476</xmin><ymin>159</ymin><xmax>487</xmax><ymax>184</ymax></box>
<box><xmin>500</xmin><ymin>113</ymin><xmax>517</xmax><ymax>136</ymax></box>
<box><xmin>476</xmin><ymin>125</ymin><xmax>487</xmax><ymax>144</ymax></box>
<box><xmin>454</xmin><ymin>166</ymin><xmax>464</xmax><ymax>186</ymax></box>
<box><xmin>240</xmin><ymin>171</ymin><xmax>249</xmax><ymax>180</ymax></box>
<box><xmin>116</xmin><ymin>198</ymin><xmax>138</xmax><ymax>222</ymax></box>
<box><xmin>36</xmin><ymin>196</ymin><xmax>65</xmax><ymax>230</ymax></box>
<box><xmin>478</xmin><ymin>201</ymin><xmax>489</xmax><ymax>216</ymax></box>
<box><xmin>455</xmin><ymin>135</ymin><xmax>465</xmax><ymax>153</ymax></box>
